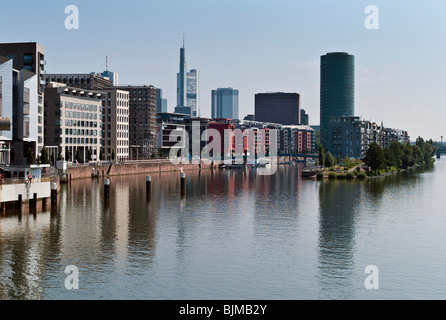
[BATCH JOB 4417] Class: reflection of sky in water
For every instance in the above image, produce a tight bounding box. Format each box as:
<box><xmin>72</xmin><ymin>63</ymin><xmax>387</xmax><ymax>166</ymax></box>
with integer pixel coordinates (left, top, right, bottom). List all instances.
<box><xmin>0</xmin><ymin>160</ymin><xmax>445</xmax><ymax>299</ymax></box>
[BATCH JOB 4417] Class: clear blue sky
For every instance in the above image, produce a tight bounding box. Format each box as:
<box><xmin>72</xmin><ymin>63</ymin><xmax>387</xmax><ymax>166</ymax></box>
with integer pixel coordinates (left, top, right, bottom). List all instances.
<box><xmin>1</xmin><ymin>0</ymin><xmax>445</xmax><ymax>141</ymax></box>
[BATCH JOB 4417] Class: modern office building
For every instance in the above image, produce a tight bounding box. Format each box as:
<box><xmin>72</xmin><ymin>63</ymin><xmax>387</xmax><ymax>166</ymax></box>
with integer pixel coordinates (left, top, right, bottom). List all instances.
<box><xmin>211</xmin><ymin>88</ymin><xmax>239</xmax><ymax>120</ymax></box>
<box><xmin>187</xmin><ymin>69</ymin><xmax>199</xmax><ymax>117</ymax></box>
<box><xmin>115</xmin><ymin>85</ymin><xmax>157</xmax><ymax>159</ymax></box>
<box><xmin>300</xmin><ymin>109</ymin><xmax>309</xmax><ymax>126</ymax></box>
<box><xmin>175</xmin><ymin>38</ymin><xmax>199</xmax><ymax>117</ymax></box>
<box><xmin>255</xmin><ymin>92</ymin><xmax>300</xmax><ymax>125</ymax></box>
<box><xmin>176</xmin><ymin>40</ymin><xmax>187</xmax><ymax>113</ymax></box>
<box><xmin>44</xmin><ymin>83</ymin><xmax>102</xmax><ymax>162</ymax></box>
<box><xmin>45</xmin><ymin>73</ymin><xmax>112</xmax><ymax>90</ymax></box>
<box><xmin>0</xmin><ymin>42</ymin><xmax>45</xmax><ymax>155</ymax></box>
<box><xmin>101</xmin><ymin>88</ymin><xmax>129</xmax><ymax>161</ymax></box>
<box><xmin>155</xmin><ymin>112</ymin><xmax>186</xmax><ymax>157</ymax></box>
<box><xmin>101</xmin><ymin>70</ymin><xmax>118</xmax><ymax>86</ymax></box>
<box><xmin>156</xmin><ymin>88</ymin><xmax>168</xmax><ymax>113</ymax></box>
<box><xmin>320</xmin><ymin>52</ymin><xmax>355</xmax><ymax>149</ymax></box>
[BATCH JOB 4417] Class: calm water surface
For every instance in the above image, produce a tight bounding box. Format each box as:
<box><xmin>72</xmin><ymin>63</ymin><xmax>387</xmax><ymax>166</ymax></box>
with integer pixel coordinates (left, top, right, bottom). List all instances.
<box><xmin>0</xmin><ymin>158</ymin><xmax>445</xmax><ymax>300</ymax></box>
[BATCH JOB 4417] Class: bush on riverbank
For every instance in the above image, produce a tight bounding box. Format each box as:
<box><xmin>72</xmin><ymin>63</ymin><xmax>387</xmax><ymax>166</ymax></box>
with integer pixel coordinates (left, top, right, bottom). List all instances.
<box><xmin>357</xmin><ymin>172</ymin><xmax>367</xmax><ymax>180</ymax></box>
<box><xmin>336</xmin><ymin>173</ymin><xmax>347</xmax><ymax>180</ymax></box>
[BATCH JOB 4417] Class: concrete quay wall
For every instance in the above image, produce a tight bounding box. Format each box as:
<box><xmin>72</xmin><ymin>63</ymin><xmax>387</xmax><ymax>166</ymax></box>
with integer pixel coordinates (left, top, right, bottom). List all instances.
<box><xmin>65</xmin><ymin>160</ymin><xmax>215</xmax><ymax>181</ymax></box>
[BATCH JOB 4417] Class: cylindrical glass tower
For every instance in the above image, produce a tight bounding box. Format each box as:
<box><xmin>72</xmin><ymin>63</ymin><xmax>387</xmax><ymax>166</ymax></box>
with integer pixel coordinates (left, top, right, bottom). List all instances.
<box><xmin>320</xmin><ymin>52</ymin><xmax>355</xmax><ymax>149</ymax></box>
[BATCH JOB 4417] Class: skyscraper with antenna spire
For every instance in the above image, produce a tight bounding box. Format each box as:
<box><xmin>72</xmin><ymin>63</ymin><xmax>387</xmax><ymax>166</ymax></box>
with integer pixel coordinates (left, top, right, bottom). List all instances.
<box><xmin>101</xmin><ymin>55</ymin><xmax>118</xmax><ymax>86</ymax></box>
<box><xmin>176</xmin><ymin>35</ymin><xmax>187</xmax><ymax>111</ymax></box>
<box><xmin>175</xmin><ymin>35</ymin><xmax>199</xmax><ymax>117</ymax></box>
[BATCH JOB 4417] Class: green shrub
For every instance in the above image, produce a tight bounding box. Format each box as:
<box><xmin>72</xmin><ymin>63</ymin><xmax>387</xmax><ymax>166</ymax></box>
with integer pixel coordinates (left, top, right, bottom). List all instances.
<box><xmin>328</xmin><ymin>173</ymin><xmax>337</xmax><ymax>180</ymax></box>
<box><xmin>316</xmin><ymin>173</ymin><xmax>324</xmax><ymax>179</ymax></box>
<box><xmin>357</xmin><ymin>172</ymin><xmax>367</xmax><ymax>180</ymax></box>
<box><xmin>346</xmin><ymin>172</ymin><xmax>354</xmax><ymax>180</ymax></box>
<box><xmin>337</xmin><ymin>173</ymin><xmax>347</xmax><ymax>180</ymax></box>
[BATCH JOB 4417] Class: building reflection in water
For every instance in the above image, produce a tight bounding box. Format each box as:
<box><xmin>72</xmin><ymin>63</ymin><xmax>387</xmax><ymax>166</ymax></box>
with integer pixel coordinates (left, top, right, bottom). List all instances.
<box><xmin>317</xmin><ymin>179</ymin><xmax>364</xmax><ymax>299</ymax></box>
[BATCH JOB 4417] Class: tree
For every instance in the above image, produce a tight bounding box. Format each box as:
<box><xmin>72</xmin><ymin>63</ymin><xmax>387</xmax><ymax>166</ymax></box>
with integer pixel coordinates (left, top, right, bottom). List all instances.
<box><xmin>76</xmin><ymin>149</ymin><xmax>82</xmax><ymax>163</ymax></box>
<box><xmin>314</xmin><ymin>130</ymin><xmax>321</xmax><ymax>154</ymax></box>
<box><xmin>318</xmin><ymin>145</ymin><xmax>325</xmax><ymax>167</ymax></box>
<box><xmin>402</xmin><ymin>142</ymin><xmax>414</xmax><ymax>169</ymax></box>
<box><xmin>27</xmin><ymin>147</ymin><xmax>35</xmax><ymax>164</ymax></box>
<box><xmin>57</xmin><ymin>147</ymin><xmax>63</xmax><ymax>161</ymax></box>
<box><xmin>325</xmin><ymin>151</ymin><xmax>336</xmax><ymax>168</ymax></box>
<box><xmin>111</xmin><ymin>149</ymin><xmax>115</xmax><ymax>161</ymax></box>
<box><xmin>41</xmin><ymin>146</ymin><xmax>50</xmax><ymax>164</ymax></box>
<box><xmin>87</xmin><ymin>149</ymin><xmax>92</xmax><ymax>162</ymax></box>
<box><xmin>364</xmin><ymin>142</ymin><xmax>385</xmax><ymax>171</ymax></box>
<box><xmin>99</xmin><ymin>149</ymin><xmax>104</xmax><ymax>161</ymax></box>
<box><xmin>389</xmin><ymin>142</ymin><xmax>404</xmax><ymax>168</ymax></box>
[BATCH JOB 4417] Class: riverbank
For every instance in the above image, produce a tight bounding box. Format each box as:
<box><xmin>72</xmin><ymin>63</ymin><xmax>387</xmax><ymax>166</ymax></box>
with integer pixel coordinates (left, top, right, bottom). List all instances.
<box><xmin>62</xmin><ymin>160</ymin><xmax>217</xmax><ymax>182</ymax></box>
<box><xmin>308</xmin><ymin>161</ymin><xmax>433</xmax><ymax>180</ymax></box>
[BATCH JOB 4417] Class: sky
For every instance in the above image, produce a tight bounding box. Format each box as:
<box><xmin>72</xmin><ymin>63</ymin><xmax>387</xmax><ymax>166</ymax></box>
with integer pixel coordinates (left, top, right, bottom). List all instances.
<box><xmin>1</xmin><ymin>0</ymin><xmax>445</xmax><ymax>141</ymax></box>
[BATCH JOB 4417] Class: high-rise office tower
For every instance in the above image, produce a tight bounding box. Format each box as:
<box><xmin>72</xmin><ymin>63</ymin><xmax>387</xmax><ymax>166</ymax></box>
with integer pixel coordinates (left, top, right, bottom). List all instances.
<box><xmin>187</xmin><ymin>69</ymin><xmax>199</xmax><ymax>117</ymax></box>
<box><xmin>255</xmin><ymin>92</ymin><xmax>300</xmax><ymax>125</ymax></box>
<box><xmin>320</xmin><ymin>52</ymin><xmax>355</xmax><ymax>149</ymax></box>
<box><xmin>300</xmin><ymin>109</ymin><xmax>309</xmax><ymax>125</ymax></box>
<box><xmin>175</xmin><ymin>37</ymin><xmax>199</xmax><ymax>117</ymax></box>
<box><xmin>211</xmin><ymin>87</ymin><xmax>239</xmax><ymax>120</ymax></box>
<box><xmin>156</xmin><ymin>88</ymin><xmax>168</xmax><ymax>113</ymax></box>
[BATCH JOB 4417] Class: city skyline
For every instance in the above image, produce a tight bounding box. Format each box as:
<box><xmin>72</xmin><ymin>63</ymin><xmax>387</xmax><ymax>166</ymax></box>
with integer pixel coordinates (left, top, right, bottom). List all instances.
<box><xmin>1</xmin><ymin>0</ymin><xmax>445</xmax><ymax>141</ymax></box>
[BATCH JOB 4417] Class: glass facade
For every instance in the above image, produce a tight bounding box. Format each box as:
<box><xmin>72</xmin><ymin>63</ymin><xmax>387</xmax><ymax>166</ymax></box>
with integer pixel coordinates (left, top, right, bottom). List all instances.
<box><xmin>320</xmin><ymin>52</ymin><xmax>355</xmax><ymax>149</ymax></box>
<box><xmin>211</xmin><ymin>88</ymin><xmax>239</xmax><ymax>120</ymax></box>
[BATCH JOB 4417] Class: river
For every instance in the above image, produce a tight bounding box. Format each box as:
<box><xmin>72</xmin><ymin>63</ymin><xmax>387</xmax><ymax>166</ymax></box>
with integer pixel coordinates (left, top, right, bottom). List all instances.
<box><xmin>0</xmin><ymin>157</ymin><xmax>445</xmax><ymax>300</ymax></box>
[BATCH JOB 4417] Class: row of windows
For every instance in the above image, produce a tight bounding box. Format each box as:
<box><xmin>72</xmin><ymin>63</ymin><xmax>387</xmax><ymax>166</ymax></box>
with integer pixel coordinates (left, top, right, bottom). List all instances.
<box><xmin>104</xmin><ymin>116</ymin><xmax>129</xmax><ymax>124</ymax></box>
<box><xmin>65</xmin><ymin>128</ymin><xmax>99</xmax><ymax>136</ymax></box>
<box><xmin>102</xmin><ymin>139</ymin><xmax>129</xmax><ymax>147</ymax></box>
<box><xmin>47</xmin><ymin>77</ymin><xmax>91</xmax><ymax>85</ymax></box>
<box><xmin>102</xmin><ymin>131</ymin><xmax>129</xmax><ymax>139</ymax></box>
<box><xmin>103</xmin><ymin>107</ymin><xmax>129</xmax><ymax>115</ymax></box>
<box><xmin>65</xmin><ymin>120</ymin><xmax>99</xmax><ymax>128</ymax></box>
<box><xmin>65</xmin><ymin>137</ymin><xmax>99</xmax><ymax>144</ymax></box>
<box><xmin>65</xmin><ymin>111</ymin><xmax>98</xmax><ymax>120</ymax></box>
<box><xmin>65</xmin><ymin>101</ymin><xmax>99</xmax><ymax>112</ymax></box>
<box><xmin>104</xmin><ymin>99</ymin><xmax>129</xmax><ymax>108</ymax></box>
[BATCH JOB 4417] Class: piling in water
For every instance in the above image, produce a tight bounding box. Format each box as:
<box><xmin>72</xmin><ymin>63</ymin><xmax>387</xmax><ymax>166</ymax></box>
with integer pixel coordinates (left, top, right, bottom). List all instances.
<box><xmin>51</xmin><ymin>183</ymin><xmax>58</xmax><ymax>205</ymax></box>
<box><xmin>180</xmin><ymin>172</ymin><xmax>186</xmax><ymax>197</ymax></box>
<box><xmin>104</xmin><ymin>178</ymin><xmax>110</xmax><ymax>198</ymax></box>
<box><xmin>146</xmin><ymin>176</ymin><xmax>151</xmax><ymax>194</ymax></box>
